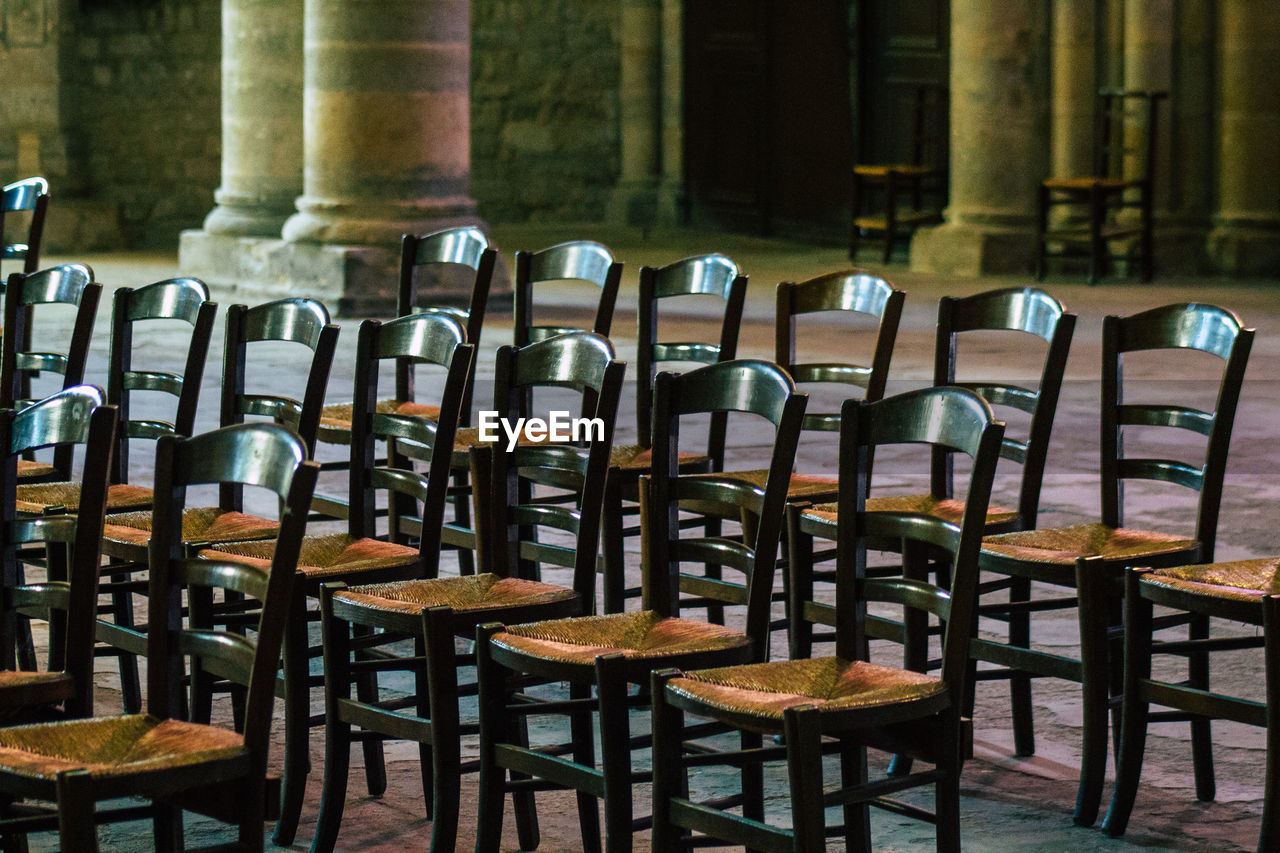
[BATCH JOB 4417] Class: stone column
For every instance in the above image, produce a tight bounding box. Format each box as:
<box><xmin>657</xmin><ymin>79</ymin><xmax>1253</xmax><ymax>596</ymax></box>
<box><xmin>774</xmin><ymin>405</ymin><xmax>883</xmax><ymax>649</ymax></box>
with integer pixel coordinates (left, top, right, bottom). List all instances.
<box><xmin>910</xmin><ymin>0</ymin><xmax>1049</xmax><ymax>276</ymax></box>
<box><xmin>607</xmin><ymin>0</ymin><xmax>662</xmax><ymax>226</ymax></box>
<box><xmin>656</xmin><ymin>0</ymin><xmax>685</xmax><ymax>225</ymax></box>
<box><xmin>1050</xmin><ymin>1</ymin><xmax>1095</xmax><ymax>180</ymax></box>
<box><xmin>202</xmin><ymin>0</ymin><xmax>304</xmax><ymax>236</ymax></box>
<box><xmin>1207</xmin><ymin>0</ymin><xmax>1280</xmax><ymax>274</ymax></box>
<box><xmin>282</xmin><ymin>0</ymin><xmax>481</xmax><ymax>246</ymax></box>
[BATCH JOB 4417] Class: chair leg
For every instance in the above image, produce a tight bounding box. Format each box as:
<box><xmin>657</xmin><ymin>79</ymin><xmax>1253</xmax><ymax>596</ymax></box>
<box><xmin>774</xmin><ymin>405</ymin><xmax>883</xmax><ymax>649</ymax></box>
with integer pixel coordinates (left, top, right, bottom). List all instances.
<box><xmin>313</xmin><ymin>590</ymin><xmax>353</xmax><ymax>853</ymax></box>
<box><xmin>786</xmin><ymin>509</ymin><xmax>814</xmax><ymax>660</ymax></box>
<box><xmin>650</xmin><ymin>670</ymin><xmax>683</xmax><ymax>849</ymax></box>
<box><xmin>106</xmin><ymin>567</ymin><xmax>143</xmax><ymax>714</ymax></box>
<box><xmin>474</xmin><ymin>625</ymin><xmax>510</xmax><ymax>853</ymax></box>
<box><xmin>602</xmin><ymin>477</ymin><xmax>626</xmax><ymax>614</ymax></box>
<box><xmin>1187</xmin><ymin>612</ymin><xmax>1216</xmax><ymax>801</ymax></box>
<box><xmin>353</xmin><ymin>622</ymin><xmax>387</xmax><ymax>797</ymax></box>
<box><xmin>1073</xmin><ymin>557</ymin><xmax>1110</xmax><ymax>827</ymax></box>
<box><xmin>597</xmin><ymin>654</ymin><xmax>631</xmax><ymax>853</ymax></box>
<box><xmin>841</xmin><ymin>736</ymin><xmax>871</xmax><ymax>853</ymax></box>
<box><xmin>1009</xmin><ymin>576</ymin><xmax>1036</xmax><ymax>756</ymax></box>
<box><xmin>452</xmin><ymin>470</ymin><xmax>476</xmax><ymax>575</ymax></box>
<box><xmin>1035</xmin><ymin>184</ymin><xmax>1049</xmax><ymax>281</ymax></box>
<box><xmin>1102</xmin><ymin>568</ymin><xmax>1155</xmax><ymax>837</ymax></box>
<box><xmin>424</xmin><ymin>608</ymin><xmax>462</xmax><ymax>853</ymax></box>
<box><xmin>741</xmin><ymin>729</ymin><xmax>764</xmax><ymax>850</ymax></box>
<box><xmin>55</xmin><ymin>770</ymin><xmax>98</xmax><ymax>853</ymax></box>
<box><xmin>274</xmin><ymin>586</ymin><xmax>310</xmax><ymax>847</ymax></box>
<box><xmin>935</xmin><ymin>714</ymin><xmax>963</xmax><ymax>853</ymax></box>
<box><xmin>414</xmin><ymin>635</ymin><xmax>434</xmax><ymax>819</ymax></box>
<box><xmin>784</xmin><ymin>707</ymin><xmax>825</xmax><ymax>853</ymax></box>
<box><xmin>1260</xmin><ymin>597</ymin><xmax>1280</xmax><ymax>853</ymax></box>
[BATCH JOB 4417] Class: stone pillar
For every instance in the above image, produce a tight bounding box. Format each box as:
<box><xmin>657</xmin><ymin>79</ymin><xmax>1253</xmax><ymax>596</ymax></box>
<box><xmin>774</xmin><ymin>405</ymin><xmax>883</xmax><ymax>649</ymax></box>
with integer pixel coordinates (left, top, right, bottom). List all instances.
<box><xmin>656</xmin><ymin>0</ymin><xmax>685</xmax><ymax>225</ymax></box>
<box><xmin>1050</xmin><ymin>1</ymin><xmax>1095</xmax><ymax>180</ymax></box>
<box><xmin>910</xmin><ymin>0</ymin><xmax>1049</xmax><ymax>276</ymax></box>
<box><xmin>202</xmin><ymin>0</ymin><xmax>304</xmax><ymax>236</ymax></box>
<box><xmin>608</xmin><ymin>0</ymin><xmax>662</xmax><ymax>226</ymax></box>
<box><xmin>282</xmin><ymin>0</ymin><xmax>480</xmax><ymax>246</ymax></box>
<box><xmin>1207</xmin><ymin>0</ymin><xmax>1280</xmax><ymax>274</ymax></box>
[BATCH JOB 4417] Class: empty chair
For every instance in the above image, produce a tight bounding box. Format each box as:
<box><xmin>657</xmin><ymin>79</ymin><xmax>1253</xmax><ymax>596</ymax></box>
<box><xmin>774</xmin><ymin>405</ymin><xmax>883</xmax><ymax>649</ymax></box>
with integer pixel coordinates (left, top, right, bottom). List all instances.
<box><xmin>1</xmin><ymin>177</ymin><xmax>49</xmax><ymax>276</ymax></box>
<box><xmin>0</xmin><ymin>422</ymin><xmax>318</xmax><ymax>852</ymax></box>
<box><xmin>1</xmin><ymin>264</ymin><xmax>101</xmax><ymax>410</ymax></box>
<box><xmin>651</xmin><ymin>388</ymin><xmax>1003</xmax><ymax>852</ymax></box>
<box><xmin>514</xmin><ymin>240</ymin><xmax>622</xmax><ymax>346</ymax></box>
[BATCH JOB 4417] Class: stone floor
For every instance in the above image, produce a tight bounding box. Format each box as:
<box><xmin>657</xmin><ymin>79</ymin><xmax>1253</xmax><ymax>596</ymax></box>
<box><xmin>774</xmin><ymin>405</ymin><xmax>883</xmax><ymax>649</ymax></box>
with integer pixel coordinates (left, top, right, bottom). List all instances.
<box><xmin>23</xmin><ymin>224</ymin><xmax>1280</xmax><ymax>850</ymax></box>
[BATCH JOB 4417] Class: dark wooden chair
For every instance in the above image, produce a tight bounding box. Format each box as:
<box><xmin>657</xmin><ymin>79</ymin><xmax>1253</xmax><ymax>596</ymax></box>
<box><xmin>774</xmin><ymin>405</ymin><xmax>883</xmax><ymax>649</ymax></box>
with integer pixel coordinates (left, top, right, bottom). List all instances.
<box><xmin>1</xmin><ymin>177</ymin><xmax>49</xmax><ymax>276</ymax></box>
<box><xmin>1036</xmin><ymin>89</ymin><xmax>1167</xmax><ymax>283</ymax></box>
<box><xmin>513</xmin><ymin>240</ymin><xmax>622</xmax><ymax>346</ymax></box>
<box><xmin>0</xmin><ymin>422</ymin><xmax>318</xmax><ymax>852</ymax></box>
<box><xmin>1103</xmin><ymin>558</ymin><xmax>1280</xmax><ymax>850</ymax></box>
<box><xmin>204</xmin><ymin>311</ymin><xmax>472</xmax><ymax>846</ymax></box>
<box><xmin>975</xmin><ymin>303</ymin><xmax>1251</xmax><ymax>826</ymax></box>
<box><xmin>601</xmin><ymin>253</ymin><xmax>747</xmax><ymax>612</ymax></box>
<box><xmin>1</xmin><ymin>264</ymin><xmax>102</xmax><ymax>412</ymax></box>
<box><xmin>850</xmin><ymin>85</ymin><xmax>947</xmax><ymax>263</ymax></box>
<box><xmin>0</xmin><ymin>387</ymin><xmax>115</xmax><ymax>726</ymax></box>
<box><xmin>788</xmin><ymin>286</ymin><xmax>1074</xmax><ymax>684</ymax></box>
<box><xmin>311</xmin><ymin>330</ymin><xmax>622</xmax><ymax>852</ymax></box>
<box><xmin>312</xmin><ymin>226</ymin><xmax>496</xmax><ymax>522</ymax></box>
<box><xmin>652</xmin><ymin>387</ymin><xmax>1003</xmax><ymax>852</ymax></box>
<box><xmin>474</xmin><ymin>359</ymin><xmax>806</xmax><ymax>853</ymax></box>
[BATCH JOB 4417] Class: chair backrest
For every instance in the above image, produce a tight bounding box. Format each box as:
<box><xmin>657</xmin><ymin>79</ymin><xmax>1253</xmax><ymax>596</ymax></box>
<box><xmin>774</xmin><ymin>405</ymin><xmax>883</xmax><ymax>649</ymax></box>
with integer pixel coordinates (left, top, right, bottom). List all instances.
<box><xmin>513</xmin><ymin>240</ymin><xmax>622</xmax><ymax>347</ymax></box>
<box><xmin>1096</xmin><ymin>90</ymin><xmax>1167</xmax><ymax>184</ymax></box>
<box><xmin>1101</xmin><ymin>303</ymin><xmax>1252</xmax><ymax>560</ymax></box>
<box><xmin>0</xmin><ymin>386</ymin><xmax>116</xmax><ymax>719</ymax></box>
<box><xmin>910</xmin><ymin>83</ymin><xmax>949</xmax><ymax>171</ymax></box>
<box><xmin>482</xmin><ymin>331</ymin><xmax>625</xmax><ymax>602</ymax></box>
<box><xmin>836</xmin><ymin>388</ymin><xmax>1004</xmax><ymax>692</ymax></box>
<box><xmin>148</xmin><ymin>423</ymin><xmax>317</xmax><ymax>753</ymax></box>
<box><xmin>1</xmin><ymin>177</ymin><xmax>49</xmax><ymax>275</ymax></box>
<box><xmin>775</xmin><ymin>269</ymin><xmax>904</xmax><ymax>432</ymax></box>
<box><xmin>1</xmin><ymin>264</ymin><xmax>102</xmax><ymax>409</ymax></box>
<box><xmin>636</xmin><ymin>254</ymin><xmax>746</xmax><ymax>455</ymax></box>
<box><xmin>397</xmin><ymin>226</ymin><xmax>497</xmax><ymax>423</ymax></box>
<box><xmin>349</xmin><ymin>312</ymin><xmax>475</xmax><ymax>574</ymax></box>
<box><xmin>644</xmin><ymin>359</ymin><xmax>807</xmax><ymax>662</ymax></box>
<box><xmin>107</xmin><ymin>278</ymin><xmax>217</xmax><ymax>484</ymax></box>
<box><xmin>932</xmin><ymin>286</ymin><xmax>1075</xmax><ymax>530</ymax></box>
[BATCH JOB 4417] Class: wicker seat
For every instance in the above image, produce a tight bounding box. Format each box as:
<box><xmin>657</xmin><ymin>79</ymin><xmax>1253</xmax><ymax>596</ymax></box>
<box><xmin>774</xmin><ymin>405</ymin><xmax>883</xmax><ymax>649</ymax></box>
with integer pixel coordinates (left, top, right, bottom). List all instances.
<box><xmin>475</xmin><ymin>359</ymin><xmax>806</xmax><ymax>853</ymax></box>
<box><xmin>100</xmin><ymin>506</ymin><xmax>279</xmax><ymax>550</ymax></box>
<box><xmin>0</xmin><ymin>422</ymin><xmax>318</xmax><ymax>852</ymax></box>
<box><xmin>312</xmin><ymin>331</ymin><xmax>621</xmax><ymax>853</ymax></box>
<box><xmin>971</xmin><ymin>303</ymin><xmax>1252</xmax><ymax>827</ymax></box>
<box><xmin>652</xmin><ymin>388</ymin><xmax>1003</xmax><ymax>853</ymax></box>
<box><xmin>13</xmin><ymin>481</ymin><xmax>151</xmax><ymax>515</ymax></box>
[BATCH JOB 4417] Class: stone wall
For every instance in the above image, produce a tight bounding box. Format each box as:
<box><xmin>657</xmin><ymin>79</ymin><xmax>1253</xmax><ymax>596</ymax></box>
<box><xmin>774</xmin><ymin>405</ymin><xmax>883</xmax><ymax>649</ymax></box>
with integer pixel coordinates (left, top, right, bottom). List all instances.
<box><xmin>471</xmin><ymin>0</ymin><xmax>621</xmax><ymax>222</ymax></box>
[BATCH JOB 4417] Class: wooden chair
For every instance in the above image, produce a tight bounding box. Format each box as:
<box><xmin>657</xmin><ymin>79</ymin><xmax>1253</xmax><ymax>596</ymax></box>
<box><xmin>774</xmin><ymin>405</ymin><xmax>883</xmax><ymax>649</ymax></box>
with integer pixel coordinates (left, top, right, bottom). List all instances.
<box><xmin>1103</xmin><ymin>559</ymin><xmax>1280</xmax><ymax>850</ymax></box>
<box><xmin>311</xmin><ymin>330</ymin><xmax>622</xmax><ymax>852</ymax></box>
<box><xmin>601</xmin><ymin>253</ymin><xmax>746</xmax><ymax>612</ymax></box>
<box><xmin>514</xmin><ymin>240</ymin><xmax>622</xmax><ymax>346</ymax></box>
<box><xmin>311</xmin><ymin>226</ymin><xmax>496</xmax><ymax>522</ymax></box>
<box><xmin>975</xmin><ymin>303</ymin><xmax>1251</xmax><ymax>826</ymax></box>
<box><xmin>1</xmin><ymin>177</ymin><xmax>49</xmax><ymax>276</ymax></box>
<box><xmin>0</xmin><ymin>422</ymin><xmax>318</xmax><ymax>852</ymax></box>
<box><xmin>0</xmin><ymin>387</ymin><xmax>115</xmax><ymax>726</ymax></box>
<box><xmin>788</xmin><ymin>287</ymin><xmax>1074</xmax><ymax>684</ymax></box>
<box><xmin>202</xmin><ymin>311</ymin><xmax>471</xmax><ymax>846</ymax></box>
<box><xmin>1</xmin><ymin>264</ymin><xmax>102</xmax><ymax>411</ymax></box>
<box><xmin>651</xmin><ymin>388</ymin><xmax>1003</xmax><ymax>852</ymax></box>
<box><xmin>850</xmin><ymin>85</ymin><xmax>947</xmax><ymax>263</ymax></box>
<box><xmin>474</xmin><ymin>359</ymin><xmax>806</xmax><ymax>853</ymax></box>
<box><xmin>1036</xmin><ymin>89</ymin><xmax>1167</xmax><ymax>283</ymax></box>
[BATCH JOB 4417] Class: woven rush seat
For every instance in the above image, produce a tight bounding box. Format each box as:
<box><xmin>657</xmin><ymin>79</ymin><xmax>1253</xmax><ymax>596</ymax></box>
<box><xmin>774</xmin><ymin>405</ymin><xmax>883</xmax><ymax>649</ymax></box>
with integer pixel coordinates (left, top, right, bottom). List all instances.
<box><xmin>667</xmin><ymin>656</ymin><xmax>946</xmax><ymax>725</ymax></box>
<box><xmin>335</xmin><ymin>573</ymin><xmax>578</xmax><ymax>618</ymax></box>
<box><xmin>853</xmin><ymin>164</ymin><xmax>934</xmax><ymax>178</ymax></box>
<box><xmin>15</xmin><ymin>461</ymin><xmax>55</xmax><ymax>480</ymax></box>
<box><xmin>490</xmin><ymin>610</ymin><xmax>748</xmax><ymax>667</ymax></box>
<box><xmin>317</xmin><ymin>398</ymin><xmax>441</xmax><ymax>439</ymax></box>
<box><xmin>981</xmin><ymin>522</ymin><xmax>1197</xmax><ymax>566</ymax></box>
<box><xmin>0</xmin><ymin>714</ymin><xmax>244</xmax><ymax>782</ymax></box>
<box><xmin>1141</xmin><ymin>557</ymin><xmax>1280</xmax><ymax>603</ymax></box>
<box><xmin>608</xmin><ymin>443</ymin><xmax>709</xmax><ymax>471</ymax></box>
<box><xmin>697</xmin><ymin>468</ymin><xmax>838</xmax><ymax>499</ymax></box>
<box><xmin>101</xmin><ymin>506</ymin><xmax>278</xmax><ymax>549</ymax></box>
<box><xmin>15</xmin><ymin>481</ymin><xmax>152</xmax><ymax>515</ymax></box>
<box><xmin>206</xmin><ymin>532</ymin><xmax>418</xmax><ymax>581</ymax></box>
<box><xmin>0</xmin><ymin>671</ymin><xmax>76</xmax><ymax>722</ymax></box>
<box><xmin>802</xmin><ymin>493</ymin><xmax>1020</xmax><ymax>527</ymax></box>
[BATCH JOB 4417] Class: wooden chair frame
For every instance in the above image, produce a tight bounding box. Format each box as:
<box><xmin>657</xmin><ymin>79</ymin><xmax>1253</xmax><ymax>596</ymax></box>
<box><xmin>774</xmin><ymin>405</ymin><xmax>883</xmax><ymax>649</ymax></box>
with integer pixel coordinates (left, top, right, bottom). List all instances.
<box><xmin>1</xmin><ymin>177</ymin><xmax>49</xmax><ymax>276</ymax></box>
<box><xmin>1</xmin><ymin>265</ymin><xmax>102</xmax><ymax>411</ymax></box>
<box><xmin>513</xmin><ymin>239</ymin><xmax>622</xmax><ymax>347</ymax></box>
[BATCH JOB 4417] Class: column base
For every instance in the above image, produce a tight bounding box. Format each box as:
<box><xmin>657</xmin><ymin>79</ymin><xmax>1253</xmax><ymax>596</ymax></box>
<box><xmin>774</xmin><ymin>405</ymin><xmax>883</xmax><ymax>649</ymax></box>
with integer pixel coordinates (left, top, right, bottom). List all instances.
<box><xmin>909</xmin><ymin>221</ymin><xmax>1037</xmax><ymax>277</ymax></box>
<box><xmin>1206</xmin><ymin>223</ymin><xmax>1280</xmax><ymax>276</ymax></box>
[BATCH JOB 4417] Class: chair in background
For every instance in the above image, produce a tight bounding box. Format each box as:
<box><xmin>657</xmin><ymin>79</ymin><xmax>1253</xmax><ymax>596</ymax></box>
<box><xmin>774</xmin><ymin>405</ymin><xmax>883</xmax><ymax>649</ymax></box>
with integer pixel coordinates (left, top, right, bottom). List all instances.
<box><xmin>513</xmin><ymin>240</ymin><xmax>622</xmax><ymax>346</ymax></box>
<box><xmin>206</xmin><ymin>311</ymin><xmax>473</xmax><ymax>846</ymax></box>
<box><xmin>311</xmin><ymin>226</ymin><xmax>496</xmax><ymax>522</ymax></box>
<box><xmin>652</xmin><ymin>388</ymin><xmax>1002</xmax><ymax>852</ymax></box>
<box><xmin>0</xmin><ymin>387</ymin><xmax>115</xmax><ymax>726</ymax></box>
<box><xmin>601</xmin><ymin>253</ymin><xmax>747</xmax><ymax>612</ymax></box>
<box><xmin>1036</xmin><ymin>89</ymin><xmax>1167</xmax><ymax>283</ymax></box>
<box><xmin>0</xmin><ymin>422</ymin><xmax>317</xmax><ymax>852</ymax></box>
<box><xmin>975</xmin><ymin>303</ymin><xmax>1251</xmax><ymax>826</ymax></box>
<box><xmin>1</xmin><ymin>177</ymin><xmax>49</xmax><ymax>276</ymax></box>
<box><xmin>474</xmin><ymin>359</ymin><xmax>805</xmax><ymax>852</ymax></box>
<box><xmin>1103</xmin><ymin>558</ymin><xmax>1280</xmax><ymax>850</ymax></box>
<box><xmin>1</xmin><ymin>264</ymin><xmax>101</xmax><ymax>411</ymax></box>
<box><xmin>311</xmin><ymin>330</ymin><xmax>622</xmax><ymax>853</ymax></box>
<box><xmin>850</xmin><ymin>85</ymin><xmax>948</xmax><ymax>263</ymax></box>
